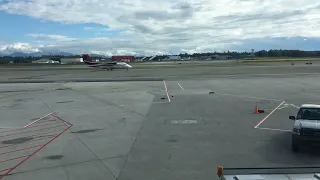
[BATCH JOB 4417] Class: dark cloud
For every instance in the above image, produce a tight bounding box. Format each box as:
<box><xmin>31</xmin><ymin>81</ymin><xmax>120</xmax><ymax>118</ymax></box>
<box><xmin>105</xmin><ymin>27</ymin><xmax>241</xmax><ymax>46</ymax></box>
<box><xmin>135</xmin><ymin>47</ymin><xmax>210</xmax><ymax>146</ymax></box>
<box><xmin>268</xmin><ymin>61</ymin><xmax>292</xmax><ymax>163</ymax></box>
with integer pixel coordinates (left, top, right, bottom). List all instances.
<box><xmin>134</xmin><ymin>9</ymin><xmax>192</xmax><ymax>21</ymax></box>
<box><xmin>134</xmin><ymin>11</ymin><xmax>174</xmax><ymax>20</ymax></box>
<box><xmin>213</xmin><ymin>5</ymin><xmax>320</xmax><ymax>24</ymax></box>
<box><xmin>232</xmin><ymin>37</ymin><xmax>320</xmax><ymax>51</ymax></box>
<box><xmin>133</xmin><ymin>2</ymin><xmax>195</xmax><ymax>21</ymax></box>
<box><xmin>130</xmin><ymin>23</ymin><xmax>154</xmax><ymax>34</ymax></box>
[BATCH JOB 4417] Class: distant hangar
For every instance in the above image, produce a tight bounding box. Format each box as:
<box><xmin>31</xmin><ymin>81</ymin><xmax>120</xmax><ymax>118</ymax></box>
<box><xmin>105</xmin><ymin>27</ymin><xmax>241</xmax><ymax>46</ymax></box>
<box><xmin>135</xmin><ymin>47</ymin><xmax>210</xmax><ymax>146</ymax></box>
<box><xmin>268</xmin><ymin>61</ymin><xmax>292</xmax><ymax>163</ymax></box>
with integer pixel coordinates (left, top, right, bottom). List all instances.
<box><xmin>111</xmin><ymin>56</ymin><xmax>134</xmax><ymax>62</ymax></box>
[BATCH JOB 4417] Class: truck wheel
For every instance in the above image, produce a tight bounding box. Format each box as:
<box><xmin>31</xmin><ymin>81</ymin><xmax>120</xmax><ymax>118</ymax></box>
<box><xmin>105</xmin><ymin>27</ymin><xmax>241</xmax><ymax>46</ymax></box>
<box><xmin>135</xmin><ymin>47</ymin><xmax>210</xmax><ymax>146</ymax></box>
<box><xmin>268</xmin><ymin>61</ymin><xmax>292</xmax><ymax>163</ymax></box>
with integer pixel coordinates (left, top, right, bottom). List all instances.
<box><xmin>292</xmin><ymin>139</ymin><xmax>299</xmax><ymax>152</ymax></box>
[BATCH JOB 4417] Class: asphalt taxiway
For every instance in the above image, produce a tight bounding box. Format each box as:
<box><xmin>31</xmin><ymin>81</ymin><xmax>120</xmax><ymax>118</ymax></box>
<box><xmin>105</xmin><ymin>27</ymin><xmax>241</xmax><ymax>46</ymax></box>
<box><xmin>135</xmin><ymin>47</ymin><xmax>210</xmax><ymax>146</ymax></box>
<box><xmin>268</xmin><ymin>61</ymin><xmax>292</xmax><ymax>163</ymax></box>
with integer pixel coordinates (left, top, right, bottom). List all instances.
<box><xmin>1</xmin><ymin>63</ymin><xmax>320</xmax><ymax>180</ymax></box>
<box><xmin>1</xmin><ymin>61</ymin><xmax>320</xmax><ymax>83</ymax></box>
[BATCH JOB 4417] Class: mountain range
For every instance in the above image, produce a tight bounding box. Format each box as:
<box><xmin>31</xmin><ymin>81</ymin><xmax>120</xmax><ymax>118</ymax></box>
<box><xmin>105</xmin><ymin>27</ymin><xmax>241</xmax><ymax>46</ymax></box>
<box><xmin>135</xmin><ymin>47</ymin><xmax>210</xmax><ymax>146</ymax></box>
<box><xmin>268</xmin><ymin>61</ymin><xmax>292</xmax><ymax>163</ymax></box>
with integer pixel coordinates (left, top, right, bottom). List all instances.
<box><xmin>4</xmin><ymin>51</ymin><xmax>74</xmax><ymax>57</ymax></box>
<box><xmin>0</xmin><ymin>52</ymin><xmax>111</xmax><ymax>58</ymax></box>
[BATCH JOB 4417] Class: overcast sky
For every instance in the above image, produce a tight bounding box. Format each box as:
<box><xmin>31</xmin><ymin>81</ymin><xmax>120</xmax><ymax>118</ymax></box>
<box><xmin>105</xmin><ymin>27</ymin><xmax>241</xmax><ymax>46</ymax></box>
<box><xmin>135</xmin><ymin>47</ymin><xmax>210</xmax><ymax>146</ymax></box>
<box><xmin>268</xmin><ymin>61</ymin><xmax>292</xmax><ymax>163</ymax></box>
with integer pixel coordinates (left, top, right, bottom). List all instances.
<box><xmin>0</xmin><ymin>0</ymin><xmax>320</xmax><ymax>56</ymax></box>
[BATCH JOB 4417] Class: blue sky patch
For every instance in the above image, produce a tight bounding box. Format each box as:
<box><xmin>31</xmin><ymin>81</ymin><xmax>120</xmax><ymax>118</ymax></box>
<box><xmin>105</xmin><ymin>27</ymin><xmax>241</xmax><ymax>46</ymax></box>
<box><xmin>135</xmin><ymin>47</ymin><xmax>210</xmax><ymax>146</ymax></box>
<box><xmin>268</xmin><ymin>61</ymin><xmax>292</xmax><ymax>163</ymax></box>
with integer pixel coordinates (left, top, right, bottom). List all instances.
<box><xmin>0</xmin><ymin>12</ymin><xmax>122</xmax><ymax>41</ymax></box>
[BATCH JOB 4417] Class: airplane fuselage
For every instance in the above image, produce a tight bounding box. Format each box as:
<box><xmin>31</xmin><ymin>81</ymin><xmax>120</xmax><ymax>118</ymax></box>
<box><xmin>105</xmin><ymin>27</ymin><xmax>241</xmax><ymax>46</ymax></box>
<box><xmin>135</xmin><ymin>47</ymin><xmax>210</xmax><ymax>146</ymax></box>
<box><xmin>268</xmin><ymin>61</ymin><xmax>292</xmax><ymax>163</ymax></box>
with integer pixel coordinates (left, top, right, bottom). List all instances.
<box><xmin>82</xmin><ymin>54</ymin><xmax>132</xmax><ymax>70</ymax></box>
<box><xmin>88</xmin><ymin>62</ymin><xmax>132</xmax><ymax>70</ymax></box>
<box><xmin>101</xmin><ymin>64</ymin><xmax>131</xmax><ymax>70</ymax></box>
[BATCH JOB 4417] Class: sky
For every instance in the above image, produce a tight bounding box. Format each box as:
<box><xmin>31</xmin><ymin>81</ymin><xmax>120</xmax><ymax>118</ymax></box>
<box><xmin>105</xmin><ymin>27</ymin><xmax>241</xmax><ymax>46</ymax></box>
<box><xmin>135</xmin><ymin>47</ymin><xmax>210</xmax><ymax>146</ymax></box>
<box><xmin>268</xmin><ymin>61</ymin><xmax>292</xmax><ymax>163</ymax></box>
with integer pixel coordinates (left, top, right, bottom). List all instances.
<box><xmin>0</xmin><ymin>0</ymin><xmax>320</xmax><ymax>56</ymax></box>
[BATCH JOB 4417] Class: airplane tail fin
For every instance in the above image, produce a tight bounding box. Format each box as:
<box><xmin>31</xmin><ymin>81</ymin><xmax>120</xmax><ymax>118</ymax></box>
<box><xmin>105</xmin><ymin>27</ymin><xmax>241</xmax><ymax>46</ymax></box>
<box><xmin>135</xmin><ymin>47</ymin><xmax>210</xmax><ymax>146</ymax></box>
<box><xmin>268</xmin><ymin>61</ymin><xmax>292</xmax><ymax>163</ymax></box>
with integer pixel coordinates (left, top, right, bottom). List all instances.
<box><xmin>82</xmin><ymin>54</ymin><xmax>93</xmax><ymax>62</ymax></box>
<box><xmin>82</xmin><ymin>54</ymin><xmax>99</xmax><ymax>65</ymax></box>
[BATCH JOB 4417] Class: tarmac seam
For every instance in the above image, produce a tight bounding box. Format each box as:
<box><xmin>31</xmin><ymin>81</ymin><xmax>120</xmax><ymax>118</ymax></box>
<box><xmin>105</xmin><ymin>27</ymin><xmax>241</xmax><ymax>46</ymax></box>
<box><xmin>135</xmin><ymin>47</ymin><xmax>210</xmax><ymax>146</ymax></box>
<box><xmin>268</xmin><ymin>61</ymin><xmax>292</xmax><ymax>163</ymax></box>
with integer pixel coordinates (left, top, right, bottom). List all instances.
<box><xmin>69</xmin><ymin>88</ymin><xmax>146</xmax><ymax>117</ymax></box>
<box><xmin>70</xmin><ymin>132</ymin><xmax>118</xmax><ymax>180</ymax></box>
<box><xmin>33</xmin><ymin>88</ymin><xmax>126</xmax><ymax>179</ymax></box>
<box><xmin>29</xmin><ymin>93</ymin><xmax>101</xmax><ymax>180</ymax></box>
<box><xmin>37</xmin><ymin>96</ymin><xmax>55</xmax><ymax>115</ymax></box>
<box><xmin>101</xmin><ymin>155</ymin><xmax>127</xmax><ymax>160</ymax></box>
<box><xmin>117</xmin><ymin>96</ymin><xmax>155</xmax><ymax>180</ymax></box>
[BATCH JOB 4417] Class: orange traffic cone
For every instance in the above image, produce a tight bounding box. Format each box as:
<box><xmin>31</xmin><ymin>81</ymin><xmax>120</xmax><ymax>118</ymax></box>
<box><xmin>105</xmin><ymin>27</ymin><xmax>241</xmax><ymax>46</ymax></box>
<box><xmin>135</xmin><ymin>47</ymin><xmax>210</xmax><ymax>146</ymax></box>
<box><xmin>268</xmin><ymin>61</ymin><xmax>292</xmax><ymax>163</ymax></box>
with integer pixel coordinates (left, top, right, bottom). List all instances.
<box><xmin>254</xmin><ymin>106</ymin><xmax>259</xmax><ymax>114</ymax></box>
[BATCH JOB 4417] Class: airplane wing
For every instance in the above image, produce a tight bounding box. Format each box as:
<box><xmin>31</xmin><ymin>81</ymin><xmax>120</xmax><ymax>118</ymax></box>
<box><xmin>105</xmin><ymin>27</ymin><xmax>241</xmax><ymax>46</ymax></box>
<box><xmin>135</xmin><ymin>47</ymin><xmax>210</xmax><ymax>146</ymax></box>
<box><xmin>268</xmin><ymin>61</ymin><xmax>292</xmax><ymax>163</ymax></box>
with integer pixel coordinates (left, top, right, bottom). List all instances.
<box><xmin>88</xmin><ymin>61</ymin><xmax>117</xmax><ymax>68</ymax></box>
<box><xmin>104</xmin><ymin>62</ymin><xmax>117</xmax><ymax>65</ymax></box>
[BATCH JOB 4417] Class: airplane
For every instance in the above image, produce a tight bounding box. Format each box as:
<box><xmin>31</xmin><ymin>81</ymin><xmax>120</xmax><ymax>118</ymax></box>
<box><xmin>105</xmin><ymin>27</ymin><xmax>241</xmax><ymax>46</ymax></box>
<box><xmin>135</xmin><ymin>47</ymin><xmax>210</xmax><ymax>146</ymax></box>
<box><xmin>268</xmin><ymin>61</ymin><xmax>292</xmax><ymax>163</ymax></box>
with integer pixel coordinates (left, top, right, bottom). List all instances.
<box><xmin>82</xmin><ymin>54</ymin><xmax>132</xmax><ymax>70</ymax></box>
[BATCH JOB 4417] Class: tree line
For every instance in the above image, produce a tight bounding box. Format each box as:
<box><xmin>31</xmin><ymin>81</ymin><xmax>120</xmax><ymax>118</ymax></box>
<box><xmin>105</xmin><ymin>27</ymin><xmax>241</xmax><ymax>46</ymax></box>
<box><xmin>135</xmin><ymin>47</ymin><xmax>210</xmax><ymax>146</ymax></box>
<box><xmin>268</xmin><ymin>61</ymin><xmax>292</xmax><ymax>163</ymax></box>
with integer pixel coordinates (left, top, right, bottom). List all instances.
<box><xmin>1</xmin><ymin>49</ymin><xmax>320</xmax><ymax>64</ymax></box>
<box><xmin>0</xmin><ymin>55</ymin><xmax>83</xmax><ymax>64</ymax></box>
<box><xmin>179</xmin><ymin>50</ymin><xmax>320</xmax><ymax>58</ymax></box>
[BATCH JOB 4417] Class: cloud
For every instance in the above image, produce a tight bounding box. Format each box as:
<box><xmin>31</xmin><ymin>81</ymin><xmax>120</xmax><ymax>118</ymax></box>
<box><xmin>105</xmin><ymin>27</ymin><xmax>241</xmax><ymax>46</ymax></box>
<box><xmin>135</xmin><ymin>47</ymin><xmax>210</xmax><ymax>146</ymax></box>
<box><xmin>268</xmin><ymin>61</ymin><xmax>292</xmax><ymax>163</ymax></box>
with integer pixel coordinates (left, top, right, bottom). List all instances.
<box><xmin>1</xmin><ymin>0</ymin><xmax>320</xmax><ymax>55</ymax></box>
<box><xmin>28</xmin><ymin>34</ymin><xmax>76</xmax><ymax>41</ymax></box>
<box><xmin>0</xmin><ymin>43</ymin><xmax>40</xmax><ymax>54</ymax></box>
<box><xmin>83</xmin><ymin>27</ymin><xmax>107</xmax><ymax>31</ymax></box>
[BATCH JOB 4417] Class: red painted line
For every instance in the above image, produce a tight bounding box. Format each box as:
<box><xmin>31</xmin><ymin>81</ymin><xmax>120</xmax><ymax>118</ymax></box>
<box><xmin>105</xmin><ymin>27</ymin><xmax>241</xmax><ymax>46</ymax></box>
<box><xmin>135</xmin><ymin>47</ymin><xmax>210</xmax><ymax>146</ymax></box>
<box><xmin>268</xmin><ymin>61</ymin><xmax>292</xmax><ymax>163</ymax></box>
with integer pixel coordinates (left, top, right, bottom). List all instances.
<box><xmin>50</xmin><ymin>113</ymin><xmax>58</xmax><ymax>118</ymax></box>
<box><xmin>0</xmin><ymin>136</ymin><xmax>53</xmax><ymax>149</ymax></box>
<box><xmin>0</xmin><ymin>124</ymin><xmax>67</xmax><ymax>138</ymax></box>
<box><xmin>0</xmin><ymin>145</ymin><xmax>43</xmax><ymax>156</ymax></box>
<box><xmin>253</xmin><ymin>101</ymin><xmax>285</xmax><ymax>128</ymax></box>
<box><xmin>30</xmin><ymin>130</ymin><xmax>60</xmax><ymax>137</ymax></box>
<box><xmin>0</xmin><ymin>168</ymin><xmax>13</xmax><ymax>177</ymax></box>
<box><xmin>0</xmin><ymin>130</ymin><xmax>60</xmax><ymax>144</ymax></box>
<box><xmin>0</xmin><ymin>155</ymin><xmax>29</xmax><ymax>164</ymax></box>
<box><xmin>24</xmin><ymin>112</ymin><xmax>55</xmax><ymax>128</ymax></box>
<box><xmin>50</xmin><ymin>114</ymin><xmax>73</xmax><ymax>126</ymax></box>
<box><xmin>1</xmin><ymin>125</ymin><xmax>72</xmax><ymax>178</ymax></box>
<box><xmin>0</xmin><ymin>168</ymin><xmax>12</xmax><ymax>173</ymax></box>
<box><xmin>0</xmin><ymin>127</ymin><xmax>24</xmax><ymax>134</ymax></box>
<box><xmin>61</xmin><ymin>119</ymin><xmax>72</xmax><ymax>126</ymax></box>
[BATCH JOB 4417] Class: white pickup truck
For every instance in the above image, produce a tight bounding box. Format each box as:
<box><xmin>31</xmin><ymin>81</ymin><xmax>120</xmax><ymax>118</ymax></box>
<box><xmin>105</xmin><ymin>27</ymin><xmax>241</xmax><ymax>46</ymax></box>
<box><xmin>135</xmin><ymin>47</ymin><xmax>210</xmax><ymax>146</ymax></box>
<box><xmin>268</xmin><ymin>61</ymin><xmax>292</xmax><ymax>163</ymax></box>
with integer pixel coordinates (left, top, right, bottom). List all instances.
<box><xmin>289</xmin><ymin>104</ymin><xmax>320</xmax><ymax>152</ymax></box>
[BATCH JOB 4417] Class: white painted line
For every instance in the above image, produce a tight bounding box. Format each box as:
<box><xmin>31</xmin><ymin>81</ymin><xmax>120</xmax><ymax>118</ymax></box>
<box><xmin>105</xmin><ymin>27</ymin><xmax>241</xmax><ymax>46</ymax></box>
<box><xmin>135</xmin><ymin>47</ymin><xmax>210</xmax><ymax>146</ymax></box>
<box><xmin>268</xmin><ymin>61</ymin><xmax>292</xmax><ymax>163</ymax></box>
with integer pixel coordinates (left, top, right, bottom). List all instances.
<box><xmin>253</xmin><ymin>101</ymin><xmax>285</xmax><ymax>128</ymax></box>
<box><xmin>276</xmin><ymin>103</ymin><xmax>299</xmax><ymax>110</ymax></box>
<box><xmin>24</xmin><ymin>112</ymin><xmax>55</xmax><ymax>128</ymax></box>
<box><xmin>214</xmin><ymin>92</ymin><xmax>283</xmax><ymax>102</ymax></box>
<box><xmin>290</xmin><ymin>104</ymin><xmax>300</xmax><ymax>109</ymax></box>
<box><xmin>178</xmin><ymin>83</ymin><xmax>184</xmax><ymax>90</ymax></box>
<box><xmin>257</xmin><ymin>127</ymin><xmax>292</xmax><ymax>132</ymax></box>
<box><xmin>153</xmin><ymin>102</ymin><xmax>170</xmax><ymax>104</ymax></box>
<box><xmin>277</xmin><ymin>105</ymin><xmax>288</xmax><ymax>110</ymax></box>
<box><xmin>163</xmin><ymin>80</ymin><xmax>171</xmax><ymax>102</ymax></box>
<box><xmin>171</xmin><ymin>120</ymin><xmax>198</xmax><ymax>124</ymax></box>
<box><xmin>163</xmin><ymin>80</ymin><xmax>168</xmax><ymax>92</ymax></box>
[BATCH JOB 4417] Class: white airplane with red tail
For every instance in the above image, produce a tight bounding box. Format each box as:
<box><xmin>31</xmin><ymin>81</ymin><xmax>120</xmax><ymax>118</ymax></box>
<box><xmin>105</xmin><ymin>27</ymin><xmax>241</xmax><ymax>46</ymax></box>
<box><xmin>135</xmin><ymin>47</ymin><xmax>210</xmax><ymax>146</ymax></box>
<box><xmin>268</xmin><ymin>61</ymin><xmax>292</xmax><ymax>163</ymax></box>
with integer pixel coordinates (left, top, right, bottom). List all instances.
<box><xmin>82</xmin><ymin>54</ymin><xmax>132</xmax><ymax>70</ymax></box>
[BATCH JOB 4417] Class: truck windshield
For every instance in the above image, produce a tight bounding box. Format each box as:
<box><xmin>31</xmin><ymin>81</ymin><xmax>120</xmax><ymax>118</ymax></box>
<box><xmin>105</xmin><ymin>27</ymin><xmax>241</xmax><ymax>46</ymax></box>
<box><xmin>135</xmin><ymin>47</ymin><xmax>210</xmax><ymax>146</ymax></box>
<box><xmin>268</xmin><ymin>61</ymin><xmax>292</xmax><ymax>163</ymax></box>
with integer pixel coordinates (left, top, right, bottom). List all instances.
<box><xmin>297</xmin><ymin>108</ymin><xmax>320</xmax><ymax>120</ymax></box>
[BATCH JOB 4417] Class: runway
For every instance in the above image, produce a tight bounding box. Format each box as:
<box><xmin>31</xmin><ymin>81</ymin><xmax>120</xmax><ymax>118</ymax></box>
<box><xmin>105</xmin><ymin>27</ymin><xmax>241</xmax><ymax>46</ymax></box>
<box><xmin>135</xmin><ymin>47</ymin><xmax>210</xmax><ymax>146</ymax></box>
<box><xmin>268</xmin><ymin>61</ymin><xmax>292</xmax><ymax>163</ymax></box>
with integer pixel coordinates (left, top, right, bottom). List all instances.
<box><xmin>1</xmin><ymin>63</ymin><xmax>320</xmax><ymax>180</ymax></box>
<box><xmin>0</xmin><ymin>62</ymin><xmax>320</xmax><ymax>83</ymax></box>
